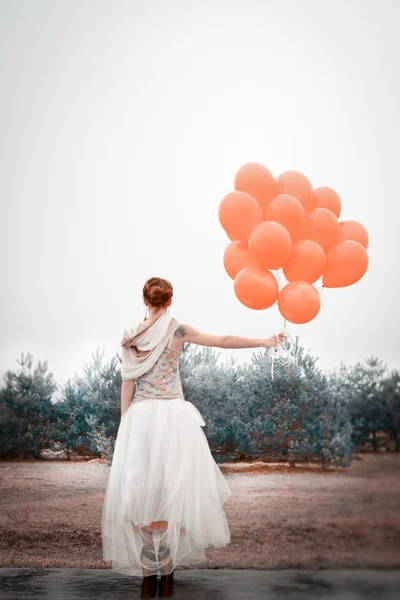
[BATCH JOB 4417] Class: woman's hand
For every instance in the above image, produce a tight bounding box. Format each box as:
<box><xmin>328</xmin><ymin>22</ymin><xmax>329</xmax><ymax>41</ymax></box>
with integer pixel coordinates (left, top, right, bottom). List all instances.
<box><xmin>263</xmin><ymin>331</ymin><xmax>287</xmax><ymax>348</ymax></box>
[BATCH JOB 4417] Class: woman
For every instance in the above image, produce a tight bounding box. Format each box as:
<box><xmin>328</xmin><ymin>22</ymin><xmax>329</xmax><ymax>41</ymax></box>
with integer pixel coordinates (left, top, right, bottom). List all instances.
<box><xmin>101</xmin><ymin>276</ymin><xmax>286</xmax><ymax>587</ymax></box>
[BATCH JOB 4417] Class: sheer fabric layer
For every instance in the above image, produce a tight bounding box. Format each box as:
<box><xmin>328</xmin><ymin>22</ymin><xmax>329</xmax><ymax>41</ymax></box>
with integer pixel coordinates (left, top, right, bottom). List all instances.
<box><xmin>101</xmin><ymin>394</ymin><xmax>232</xmax><ymax>576</ymax></box>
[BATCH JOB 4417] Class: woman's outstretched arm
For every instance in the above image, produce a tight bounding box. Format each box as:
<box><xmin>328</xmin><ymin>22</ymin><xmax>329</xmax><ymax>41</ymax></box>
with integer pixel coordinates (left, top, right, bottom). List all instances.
<box><xmin>174</xmin><ymin>324</ymin><xmax>286</xmax><ymax>349</ymax></box>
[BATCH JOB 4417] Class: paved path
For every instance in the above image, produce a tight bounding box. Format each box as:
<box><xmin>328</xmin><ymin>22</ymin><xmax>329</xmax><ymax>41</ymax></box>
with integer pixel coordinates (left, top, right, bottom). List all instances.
<box><xmin>1</xmin><ymin>568</ymin><xmax>399</xmax><ymax>599</ymax></box>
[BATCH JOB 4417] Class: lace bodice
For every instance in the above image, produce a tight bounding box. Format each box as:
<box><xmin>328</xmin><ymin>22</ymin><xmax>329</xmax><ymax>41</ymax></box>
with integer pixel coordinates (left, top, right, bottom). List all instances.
<box><xmin>133</xmin><ymin>345</ymin><xmax>184</xmax><ymax>403</ymax></box>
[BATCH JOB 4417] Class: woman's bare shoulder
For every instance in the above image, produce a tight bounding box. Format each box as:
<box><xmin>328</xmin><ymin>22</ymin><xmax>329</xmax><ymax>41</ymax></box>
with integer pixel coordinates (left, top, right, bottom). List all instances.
<box><xmin>173</xmin><ymin>323</ymin><xmax>188</xmax><ymax>339</ymax></box>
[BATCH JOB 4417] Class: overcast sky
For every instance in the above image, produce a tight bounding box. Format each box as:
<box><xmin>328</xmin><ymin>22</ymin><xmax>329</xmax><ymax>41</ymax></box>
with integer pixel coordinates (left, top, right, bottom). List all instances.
<box><xmin>1</xmin><ymin>0</ymin><xmax>399</xmax><ymax>394</ymax></box>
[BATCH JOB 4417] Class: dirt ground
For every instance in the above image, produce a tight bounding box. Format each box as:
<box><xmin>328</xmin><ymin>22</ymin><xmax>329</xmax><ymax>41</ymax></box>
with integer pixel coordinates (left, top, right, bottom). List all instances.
<box><xmin>0</xmin><ymin>454</ymin><xmax>399</xmax><ymax>570</ymax></box>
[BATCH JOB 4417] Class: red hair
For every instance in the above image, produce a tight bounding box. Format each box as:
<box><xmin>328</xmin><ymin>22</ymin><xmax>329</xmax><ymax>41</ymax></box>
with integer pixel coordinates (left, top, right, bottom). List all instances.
<box><xmin>143</xmin><ymin>277</ymin><xmax>173</xmax><ymax>309</ymax></box>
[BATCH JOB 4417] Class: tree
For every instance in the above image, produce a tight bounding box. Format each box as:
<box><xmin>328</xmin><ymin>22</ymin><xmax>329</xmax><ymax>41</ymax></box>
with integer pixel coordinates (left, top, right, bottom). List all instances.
<box><xmin>55</xmin><ymin>347</ymin><xmax>121</xmax><ymax>461</ymax></box>
<box><xmin>180</xmin><ymin>343</ymin><xmax>245</xmax><ymax>458</ymax></box>
<box><xmin>180</xmin><ymin>342</ymin><xmax>354</xmax><ymax>467</ymax></box>
<box><xmin>380</xmin><ymin>370</ymin><xmax>400</xmax><ymax>451</ymax></box>
<box><xmin>344</xmin><ymin>356</ymin><xmax>388</xmax><ymax>450</ymax></box>
<box><xmin>240</xmin><ymin>344</ymin><xmax>353</xmax><ymax>467</ymax></box>
<box><xmin>0</xmin><ymin>353</ymin><xmax>58</xmax><ymax>458</ymax></box>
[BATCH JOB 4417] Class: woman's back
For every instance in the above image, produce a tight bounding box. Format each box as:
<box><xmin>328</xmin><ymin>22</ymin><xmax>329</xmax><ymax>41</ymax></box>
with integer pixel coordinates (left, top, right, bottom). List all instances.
<box><xmin>133</xmin><ymin>344</ymin><xmax>184</xmax><ymax>402</ymax></box>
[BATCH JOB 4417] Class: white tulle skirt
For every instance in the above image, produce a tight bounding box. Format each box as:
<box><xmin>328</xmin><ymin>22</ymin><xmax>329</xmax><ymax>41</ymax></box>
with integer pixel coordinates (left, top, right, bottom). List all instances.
<box><xmin>101</xmin><ymin>398</ymin><xmax>232</xmax><ymax>576</ymax></box>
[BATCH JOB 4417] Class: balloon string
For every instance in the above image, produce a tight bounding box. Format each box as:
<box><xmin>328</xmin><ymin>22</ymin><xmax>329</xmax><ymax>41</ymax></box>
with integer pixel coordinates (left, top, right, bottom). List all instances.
<box><xmin>268</xmin><ymin>328</ymin><xmax>296</xmax><ymax>380</ymax></box>
<box><xmin>269</xmin><ymin>275</ymin><xmax>322</xmax><ymax>379</ymax></box>
<box><xmin>275</xmin><ymin>268</ymin><xmax>287</xmax><ymax>292</ymax></box>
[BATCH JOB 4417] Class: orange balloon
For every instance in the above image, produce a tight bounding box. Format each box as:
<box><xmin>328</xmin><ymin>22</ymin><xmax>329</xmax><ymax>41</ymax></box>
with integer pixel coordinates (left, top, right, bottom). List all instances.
<box><xmin>248</xmin><ymin>221</ymin><xmax>292</xmax><ymax>270</ymax></box>
<box><xmin>338</xmin><ymin>220</ymin><xmax>369</xmax><ymax>249</ymax></box>
<box><xmin>314</xmin><ymin>186</ymin><xmax>342</xmax><ymax>218</ymax></box>
<box><xmin>223</xmin><ymin>241</ymin><xmax>255</xmax><ymax>280</ymax></box>
<box><xmin>264</xmin><ymin>194</ymin><xmax>306</xmax><ymax>242</ymax></box>
<box><xmin>278</xmin><ymin>281</ymin><xmax>321</xmax><ymax>324</ymax></box>
<box><xmin>234</xmin><ymin>265</ymin><xmax>279</xmax><ymax>310</ymax></box>
<box><xmin>276</xmin><ymin>171</ymin><xmax>315</xmax><ymax>214</ymax></box>
<box><xmin>322</xmin><ymin>240</ymin><xmax>369</xmax><ymax>288</ymax></box>
<box><xmin>226</xmin><ymin>230</ymin><xmax>237</xmax><ymax>242</ymax></box>
<box><xmin>218</xmin><ymin>191</ymin><xmax>262</xmax><ymax>242</ymax></box>
<box><xmin>234</xmin><ymin>163</ymin><xmax>277</xmax><ymax>213</ymax></box>
<box><xmin>283</xmin><ymin>239</ymin><xmax>326</xmax><ymax>283</ymax></box>
<box><xmin>304</xmin><ymin>208</ymin><xmax>340</xmax><ymax>251</ymax></box>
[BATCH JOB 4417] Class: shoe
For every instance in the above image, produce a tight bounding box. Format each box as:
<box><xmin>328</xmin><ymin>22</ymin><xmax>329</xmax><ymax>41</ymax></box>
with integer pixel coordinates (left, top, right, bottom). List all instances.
<box><xmin>140</xmin><ymin>573</ymin><xmax>158</xmax><ymax>598</ymax></box>
<box><xmin>158</xmin><ymin>574</ymin><xmax>174</xmax><ymax>597</ymax></box>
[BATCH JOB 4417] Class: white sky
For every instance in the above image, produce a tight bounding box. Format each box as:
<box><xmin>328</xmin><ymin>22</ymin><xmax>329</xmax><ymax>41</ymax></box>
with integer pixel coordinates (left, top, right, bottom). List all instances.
<box><xmin>1</xmin><ymin>0</ymin><xmax>399</xmax><ymax>392</ymax></box>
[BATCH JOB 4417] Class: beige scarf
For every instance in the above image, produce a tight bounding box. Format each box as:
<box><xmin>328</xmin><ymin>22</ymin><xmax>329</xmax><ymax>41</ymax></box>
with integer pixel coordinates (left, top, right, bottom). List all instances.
<box><xmin>120</xmin><ymin>313</ymin><xmax>180</xmax><ymax>380</ymax></box>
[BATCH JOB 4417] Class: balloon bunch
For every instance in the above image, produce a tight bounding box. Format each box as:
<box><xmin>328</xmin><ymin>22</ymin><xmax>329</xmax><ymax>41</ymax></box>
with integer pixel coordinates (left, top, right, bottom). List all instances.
<box><xmin>218</xmin><ymin>163</ymin><xmax>369</xmax><ymax>325</ymax></box>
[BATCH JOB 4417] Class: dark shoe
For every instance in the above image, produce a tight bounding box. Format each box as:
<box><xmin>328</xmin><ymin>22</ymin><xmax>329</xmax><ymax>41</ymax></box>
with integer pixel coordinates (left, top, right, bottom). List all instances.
<box><xmin>158</xmin><ymin>574</ymin><xmax>174</xmax><ymax>597</ymax></box>
<box><xmin>140</xmin><ymin>574</ymin><xmax>158</xmax><ymax>598</ymax></box>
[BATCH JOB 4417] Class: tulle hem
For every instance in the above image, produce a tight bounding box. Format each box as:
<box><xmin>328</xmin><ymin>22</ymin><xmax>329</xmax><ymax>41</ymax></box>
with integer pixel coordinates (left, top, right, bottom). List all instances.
<box><xmin>101</xmin><ymin>397</ymin><xmax>232</xmax><ymax>576</ymax></box>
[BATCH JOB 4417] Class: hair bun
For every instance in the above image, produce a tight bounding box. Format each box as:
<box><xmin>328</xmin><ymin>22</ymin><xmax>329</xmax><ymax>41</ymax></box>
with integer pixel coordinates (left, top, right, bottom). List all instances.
<box><xmin>143</xmin><ymin>277</ymin><xmax>173</xmax><ymax>308</ymax></box>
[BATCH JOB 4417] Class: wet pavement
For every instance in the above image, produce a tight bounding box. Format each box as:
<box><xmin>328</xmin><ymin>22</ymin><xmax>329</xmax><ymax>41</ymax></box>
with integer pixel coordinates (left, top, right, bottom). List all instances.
<box><xmin>0</xmin><ymin>568</ymin><xmax>399</xmax><ymax>599</ymax></box>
